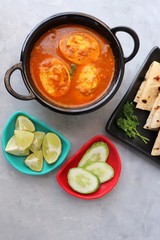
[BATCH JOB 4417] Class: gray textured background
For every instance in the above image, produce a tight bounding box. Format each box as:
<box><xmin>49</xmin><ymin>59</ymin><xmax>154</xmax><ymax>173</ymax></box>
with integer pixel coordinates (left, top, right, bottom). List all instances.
<box><xmin>1</xmin><ymin>0</ymin><xmax>160</xmax><ymax>239</ymax></box>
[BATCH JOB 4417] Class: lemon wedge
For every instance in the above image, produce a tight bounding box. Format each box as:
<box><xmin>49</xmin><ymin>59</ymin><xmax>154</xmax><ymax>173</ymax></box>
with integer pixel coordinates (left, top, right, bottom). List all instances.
<box><xmin>24</xmin><ymin>150</ymin><xmax>43</xmax><ymax>171</ymax></box>
<box><xmin>42</xmin><ymin>132</ymin><xmax>62</xmax><ymax>164</ymax></box>
<box><xmin>29</xmin><ymin>131</ymin><xmax>45</xmax><ymax>153</ymax></box>
<box><xmin>5</xmin><ymin>135</ymin><xmax>30</xmax><ymax>156</ymax></box>
<box><xmin>14</xmin><ymin>130</ymin><xmax>34</xmax><ymax>150</ymax></box>
<box><xmin>15</xmin><ymin>115</ymin><xmax>35</xmax><ymax>132</ymax></box>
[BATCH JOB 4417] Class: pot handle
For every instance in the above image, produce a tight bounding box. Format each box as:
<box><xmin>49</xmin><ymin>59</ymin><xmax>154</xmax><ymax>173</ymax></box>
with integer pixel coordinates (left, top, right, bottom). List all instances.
<box><xmin>4</xmin><ymin>62</ymin><xmax>35</xmax><ymax>100</ymax></box>
<box><xmin>111</xmin><ymin>26</ymin><xmax>140</xmax><ymax>63</ymax></box>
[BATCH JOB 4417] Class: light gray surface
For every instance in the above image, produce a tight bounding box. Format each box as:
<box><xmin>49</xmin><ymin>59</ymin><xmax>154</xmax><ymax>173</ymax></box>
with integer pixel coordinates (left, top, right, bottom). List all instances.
<box><xmin>1</xmin><ymin>0</ymin><xmax>160</xmax><ymax>239</ymax></box>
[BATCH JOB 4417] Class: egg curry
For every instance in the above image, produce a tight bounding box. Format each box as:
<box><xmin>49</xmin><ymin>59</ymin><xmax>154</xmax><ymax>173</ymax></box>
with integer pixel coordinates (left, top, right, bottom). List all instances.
<box><xmin>30</xmin><ymin>24</ymin><xmax>115</xmax><ymax>108</ymax></box>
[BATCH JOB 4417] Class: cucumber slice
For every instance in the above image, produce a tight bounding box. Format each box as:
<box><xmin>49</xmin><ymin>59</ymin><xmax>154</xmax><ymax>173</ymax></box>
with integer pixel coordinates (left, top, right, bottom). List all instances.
<box><xmin>68</xmin><ymin>168</ymin><xmax>100</xmax><ymax>194</ymax></box>
<box><xmin>84</xmin><ymin>162</ymin><xmax>114</xmax><ymax>183</ymax></box>
<box><xmin>78</xmin><ymin>141</ymin><xmax>109</xmax><ymax>167</ymax></box>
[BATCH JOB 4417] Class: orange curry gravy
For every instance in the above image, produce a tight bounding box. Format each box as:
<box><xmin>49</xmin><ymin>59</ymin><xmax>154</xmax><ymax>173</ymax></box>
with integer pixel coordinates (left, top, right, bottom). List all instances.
<box><xmin>30</xmin><ymin>24</ymin><xmax>115</xmax><ymax>108</ymax></box>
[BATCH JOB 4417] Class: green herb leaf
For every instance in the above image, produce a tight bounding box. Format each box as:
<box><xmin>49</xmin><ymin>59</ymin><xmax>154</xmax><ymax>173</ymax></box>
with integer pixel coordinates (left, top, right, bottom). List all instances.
<box><xmin>69</xmin><ymin>63</ymin><xmax>77</xmax><ymax>77</ymax></box>
<box><xmin>123</xmin><ymin>101</ymin><xmax>133</xmax><ymax>117</ymax></box>
<box><xmin>117</xmin><ymin>101</ymin><xmax>149</xmax><ymax>144</ymax></box>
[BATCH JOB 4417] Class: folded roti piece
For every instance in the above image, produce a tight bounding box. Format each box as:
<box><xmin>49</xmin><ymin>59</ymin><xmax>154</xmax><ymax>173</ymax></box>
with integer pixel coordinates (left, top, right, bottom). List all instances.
<box><xmin>134</xmin><ymin>81</ymin><xmax>146</xmax><ymax>103</ymax></box>
<box><xmin>136</xmin><ymin>61</ymin><xmax>160</xmax><ymax>111</ymax></box>
<box><xmin>134</xmin><ymin>61</ymin><xmax>159</xmax><ymax>103</ymax></box>
<box><xmin>151</xmin><ymin>131</ymin><xmax>160</xmax><ymax>156</ymax></box>
<box><xmin>144</xmin><ymin>93</ymin><xmax>160</xmax><ymax>130</ymax></box>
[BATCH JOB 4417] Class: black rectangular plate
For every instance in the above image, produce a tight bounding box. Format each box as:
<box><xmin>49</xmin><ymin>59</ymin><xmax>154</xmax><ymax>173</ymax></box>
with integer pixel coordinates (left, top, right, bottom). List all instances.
<box><xmin>105</xmin><ymin>46</ymin><xmax>160</xmax><ymax>163</ymax></box>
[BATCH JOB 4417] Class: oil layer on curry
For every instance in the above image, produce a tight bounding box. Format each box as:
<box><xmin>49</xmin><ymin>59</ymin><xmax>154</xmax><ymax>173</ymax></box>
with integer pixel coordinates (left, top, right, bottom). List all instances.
<box><xmin>30</xmin><ymin>24</ymin><xmax>115</xmax><ymax>108</ymax></box>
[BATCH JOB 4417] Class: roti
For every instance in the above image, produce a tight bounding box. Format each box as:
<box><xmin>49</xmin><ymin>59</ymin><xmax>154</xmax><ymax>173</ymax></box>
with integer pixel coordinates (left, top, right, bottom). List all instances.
<box><xmin>144</xmin><ymin>93</ymin><xmax>160</xmax><ymax>130</ymax></box>
<box><xmin>134</xmin><ymin>61</ymin><xmax>158</xmax><ymax>103</ymax></box>
<box><xmin>151</xmin><ymin>131</ymin><xmax>160</xmax><ymax>156</ymax></box>
<box><xmin>134</xmin><ymin>81</ymin><xmax>146</xmax><ymax>103</ymax></box>
<box><xmin>135</xmin><ymin>61</ymin><xmax>160</xmax><ymax>111</ymax></box>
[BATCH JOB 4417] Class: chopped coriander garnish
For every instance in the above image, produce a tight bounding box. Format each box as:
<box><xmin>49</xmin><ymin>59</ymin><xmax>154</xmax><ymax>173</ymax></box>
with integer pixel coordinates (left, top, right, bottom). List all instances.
<box><xmin>117</xmin><ymin>101</ymin><xmax>149</xmax><ymax>144</ymax></box>
<box><xmin>69</xmin><ymin>63</ymin><xmax>76</xmax><ymax>77</ymax></box>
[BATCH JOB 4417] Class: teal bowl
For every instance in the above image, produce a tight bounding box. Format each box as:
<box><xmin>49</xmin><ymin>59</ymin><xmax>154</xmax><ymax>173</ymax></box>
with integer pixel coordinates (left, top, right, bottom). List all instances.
<box><xmin>1</xmin><ymin>111</ymin><xmax>70</xmax><ymax>175</ymax></box>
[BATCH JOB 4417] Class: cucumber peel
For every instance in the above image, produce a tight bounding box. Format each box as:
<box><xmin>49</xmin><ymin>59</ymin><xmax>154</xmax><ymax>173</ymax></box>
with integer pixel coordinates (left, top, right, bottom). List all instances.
<box><xmin>68</xmin><ymin>168</ymin><xmax>100</xmax><ymax>194</ymax></box>
<box><xmin>84</xmin><ymin>161</ymin><xmax>114</xmax><ymax>183</ymax></box>
<box><xmin>78</xmin><ymin>141</ymin><xmax>109</xmax><ymax>167</ymax></box>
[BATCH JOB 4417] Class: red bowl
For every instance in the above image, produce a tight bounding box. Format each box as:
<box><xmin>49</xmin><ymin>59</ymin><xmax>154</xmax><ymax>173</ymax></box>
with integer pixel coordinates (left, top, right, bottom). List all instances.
<box><xmin>56</xmin><ymin>135</ymin><xmax>122</xmax><ymax>200</ymax></box>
